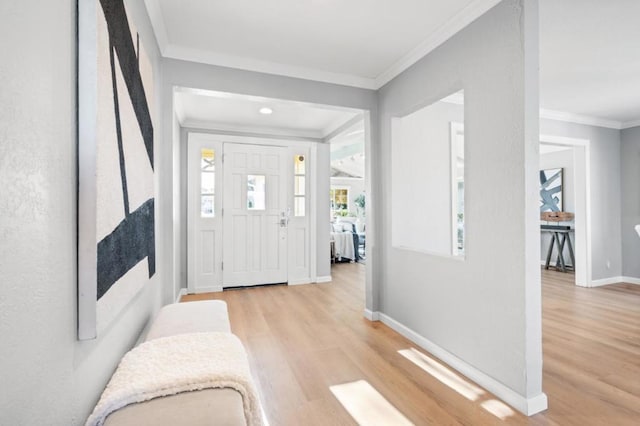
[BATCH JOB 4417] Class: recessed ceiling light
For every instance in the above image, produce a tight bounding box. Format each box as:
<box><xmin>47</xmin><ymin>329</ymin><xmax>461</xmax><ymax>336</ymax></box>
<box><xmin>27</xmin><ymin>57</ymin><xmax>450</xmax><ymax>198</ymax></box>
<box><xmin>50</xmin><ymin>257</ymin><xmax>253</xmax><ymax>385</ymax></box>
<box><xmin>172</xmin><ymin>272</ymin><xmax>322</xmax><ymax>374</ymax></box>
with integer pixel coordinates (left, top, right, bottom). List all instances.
<box><xmin>259</xmin><ymin>107</ymin><xmax>273</xmax><ymax>115</ymax></box>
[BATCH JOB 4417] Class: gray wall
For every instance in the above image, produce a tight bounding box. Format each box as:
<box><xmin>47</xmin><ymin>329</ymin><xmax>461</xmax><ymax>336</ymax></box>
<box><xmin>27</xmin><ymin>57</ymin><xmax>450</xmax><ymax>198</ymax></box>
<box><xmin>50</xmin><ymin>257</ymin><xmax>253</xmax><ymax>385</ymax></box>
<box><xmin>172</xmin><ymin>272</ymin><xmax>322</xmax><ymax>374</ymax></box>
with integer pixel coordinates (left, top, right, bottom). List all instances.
<box><xmin>0</xmin><ymin>1</ymin><xmax>165</xmax><ymax>424</ymax></box>
<box><xmin>161</xmin><ymin>59</ymin><xmax>378</xmax><ymax>300</ymax></box>
<box><xmin>540</xmin><ymin>118</ymin><xmax>622</xmax><ymax>280</ymax></box>
<box><xmin>540</xmin><ymin>149</ymin><xmax>575</xmax><ymax>262</ymax></box>
<box><xmin>377</xmin><ymin>0</ymin><xmax>542</xmax><ymax>403</ymax></box>
<box><xmin>621</xmin><ymin>126</ymin><xmax>640</xmax><ymax>279</ymax></box>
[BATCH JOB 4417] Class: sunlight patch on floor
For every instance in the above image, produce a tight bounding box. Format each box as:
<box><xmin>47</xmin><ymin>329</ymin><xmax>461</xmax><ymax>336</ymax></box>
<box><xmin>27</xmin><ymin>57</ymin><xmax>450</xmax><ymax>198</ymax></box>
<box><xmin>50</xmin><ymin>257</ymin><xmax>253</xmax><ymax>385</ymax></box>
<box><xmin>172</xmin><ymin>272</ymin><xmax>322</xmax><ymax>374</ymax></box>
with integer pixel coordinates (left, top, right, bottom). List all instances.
<box><xmin>330</xmin><ymin>380</ymin><xmax>414</xmax><ymax>426</ymax></box>
<box><xmin>398</xmin><ymin>348</ymin><xmax>485</xmax><ymax>401</ymax></box>
<box><xmin>481</xmin><ymin>399</ymin><xmax>515</xmax><ymax>420</ymax></box>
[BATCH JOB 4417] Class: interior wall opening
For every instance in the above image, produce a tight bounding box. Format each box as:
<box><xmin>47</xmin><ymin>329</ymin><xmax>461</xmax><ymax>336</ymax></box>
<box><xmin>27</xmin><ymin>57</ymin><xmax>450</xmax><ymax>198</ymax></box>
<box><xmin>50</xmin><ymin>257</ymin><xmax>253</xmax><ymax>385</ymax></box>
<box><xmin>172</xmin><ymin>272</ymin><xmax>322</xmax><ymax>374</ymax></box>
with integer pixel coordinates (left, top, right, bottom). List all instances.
<box><xmin>539</xmin><ymin>136</ymin><xmax>591</xmax><ymax>287</ymax></box>
<box><xmin>172</xmin><ymin>87</ymin><xmax>374</xmax><ymax>309</ymax></box>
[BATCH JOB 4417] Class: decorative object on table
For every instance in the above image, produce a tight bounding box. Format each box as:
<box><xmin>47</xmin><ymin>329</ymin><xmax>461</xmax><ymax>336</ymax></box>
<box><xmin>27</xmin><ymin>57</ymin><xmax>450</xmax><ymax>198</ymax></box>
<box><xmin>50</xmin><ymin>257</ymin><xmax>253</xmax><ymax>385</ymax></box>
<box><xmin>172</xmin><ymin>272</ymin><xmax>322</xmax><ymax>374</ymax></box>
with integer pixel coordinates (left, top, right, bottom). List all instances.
<box><xmin>78</xmin><ymin>0</ymin><xmax>156</xmax><ymax>340</ymax></box>
<box><xmin>540</xmin><ymin>211</ymin><xmax>574</xmax><ymax>222</ymax></box>
<box><xmin>540</xmin><ymin>168</ymin><xmax>563</xmax><ymax>212</ymax></box>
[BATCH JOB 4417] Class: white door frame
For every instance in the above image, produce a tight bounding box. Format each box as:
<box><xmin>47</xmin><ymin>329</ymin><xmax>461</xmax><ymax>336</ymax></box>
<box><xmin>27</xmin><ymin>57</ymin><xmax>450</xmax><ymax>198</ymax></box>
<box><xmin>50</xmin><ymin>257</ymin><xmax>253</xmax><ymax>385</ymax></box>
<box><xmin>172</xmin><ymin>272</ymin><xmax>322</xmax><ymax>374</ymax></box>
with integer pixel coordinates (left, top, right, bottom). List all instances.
<box><xmin>540</xmin><ymin>134</ymin><xmax>592</xmax><ymax>287</ymax></box>
<box><xmin>186</xmin><ymin>132</ymin><xmax>318</xmax><ymax>291</ymax></box>
<box><xmin>187</xmin><ymin>135</ymin><xmax>223</xmax><ymax>294</ymax></box>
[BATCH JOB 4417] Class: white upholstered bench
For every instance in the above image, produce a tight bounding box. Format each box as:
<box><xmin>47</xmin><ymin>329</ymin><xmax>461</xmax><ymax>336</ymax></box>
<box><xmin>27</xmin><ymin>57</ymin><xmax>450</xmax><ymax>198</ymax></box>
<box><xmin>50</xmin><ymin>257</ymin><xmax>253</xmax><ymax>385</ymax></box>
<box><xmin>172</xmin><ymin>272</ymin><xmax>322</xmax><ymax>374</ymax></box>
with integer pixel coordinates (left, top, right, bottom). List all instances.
<box><xmin>102</xmin><ymin>300</ymin><xmax>250</xmax><ymax>426</ymax></box>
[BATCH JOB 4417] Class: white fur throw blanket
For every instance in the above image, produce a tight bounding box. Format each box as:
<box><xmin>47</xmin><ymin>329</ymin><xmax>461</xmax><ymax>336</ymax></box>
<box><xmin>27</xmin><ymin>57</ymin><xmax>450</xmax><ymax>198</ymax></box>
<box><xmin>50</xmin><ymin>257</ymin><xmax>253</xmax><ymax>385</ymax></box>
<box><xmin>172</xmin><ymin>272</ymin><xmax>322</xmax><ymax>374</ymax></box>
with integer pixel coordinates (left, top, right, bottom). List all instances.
<box><xmin>86</xmin><ymin>332</ymin><xmax>263</xmax><ymax>426</ymax></box>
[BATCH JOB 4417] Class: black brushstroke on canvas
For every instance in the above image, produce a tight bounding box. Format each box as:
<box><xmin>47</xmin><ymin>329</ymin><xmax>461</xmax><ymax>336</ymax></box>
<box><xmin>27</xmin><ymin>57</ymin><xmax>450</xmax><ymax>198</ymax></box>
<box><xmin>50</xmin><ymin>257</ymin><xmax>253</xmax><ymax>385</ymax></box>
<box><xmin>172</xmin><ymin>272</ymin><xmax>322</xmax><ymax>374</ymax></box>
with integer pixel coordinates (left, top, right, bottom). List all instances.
<box><xmin>109</xmin><ymin>39</ymin><xmax>130</xmax><ymax>216</ymax></box>
<box><xmin>97</xmin><ymin>199</ymin><xmax>156</xmax><ymax>300</ymax></box>
<box><xmin>99</xmin><ymin>0</ymin><xmax>154</xmax><ymax>169</ymax></box>
<box><xmin>96</xmin><ymin>0</ymin><xmax>155</xmax><ymax>300</ymax></box>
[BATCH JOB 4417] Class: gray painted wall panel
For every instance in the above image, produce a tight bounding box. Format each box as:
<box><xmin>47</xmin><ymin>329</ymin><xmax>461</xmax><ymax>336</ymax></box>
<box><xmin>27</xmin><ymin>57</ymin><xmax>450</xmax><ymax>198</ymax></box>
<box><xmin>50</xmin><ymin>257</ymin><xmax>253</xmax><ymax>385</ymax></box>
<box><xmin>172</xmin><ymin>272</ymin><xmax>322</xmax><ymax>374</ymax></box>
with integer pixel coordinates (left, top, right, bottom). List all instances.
<box><xmin>621</xmin><ymin>126</ymin><xmax>640</xmax><ymax>278</ymax></box>
<box><xmin>377</xmin><ymin>0</ymin><xmax>542</xmax><ymax>400</ymax></box>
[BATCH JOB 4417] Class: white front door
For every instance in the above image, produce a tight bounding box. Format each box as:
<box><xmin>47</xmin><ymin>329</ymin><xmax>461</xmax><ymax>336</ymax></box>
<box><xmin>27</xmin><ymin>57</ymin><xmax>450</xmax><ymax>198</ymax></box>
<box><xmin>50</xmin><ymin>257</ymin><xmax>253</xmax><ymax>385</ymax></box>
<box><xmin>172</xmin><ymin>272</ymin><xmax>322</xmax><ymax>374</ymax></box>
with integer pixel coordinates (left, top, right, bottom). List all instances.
<box><xmin>223</xmin><ymin>143</ymin><xmax>289</xmax><ymax>287</ymax></box>
<box><xmin>187</xmin><ymin>136</ymin><xmax>222</xmax><ymax>293</ymax></box>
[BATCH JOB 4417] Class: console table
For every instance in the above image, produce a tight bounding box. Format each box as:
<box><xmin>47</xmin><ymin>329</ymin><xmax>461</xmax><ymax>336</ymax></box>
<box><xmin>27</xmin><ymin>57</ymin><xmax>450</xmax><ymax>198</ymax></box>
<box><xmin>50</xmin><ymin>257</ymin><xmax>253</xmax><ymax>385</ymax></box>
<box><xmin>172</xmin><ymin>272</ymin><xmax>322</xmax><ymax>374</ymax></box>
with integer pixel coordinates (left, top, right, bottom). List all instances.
<box><xmin>542</xmin><ymin>225</ymin><xmax>575</xmax><ymax>273</ymax></box>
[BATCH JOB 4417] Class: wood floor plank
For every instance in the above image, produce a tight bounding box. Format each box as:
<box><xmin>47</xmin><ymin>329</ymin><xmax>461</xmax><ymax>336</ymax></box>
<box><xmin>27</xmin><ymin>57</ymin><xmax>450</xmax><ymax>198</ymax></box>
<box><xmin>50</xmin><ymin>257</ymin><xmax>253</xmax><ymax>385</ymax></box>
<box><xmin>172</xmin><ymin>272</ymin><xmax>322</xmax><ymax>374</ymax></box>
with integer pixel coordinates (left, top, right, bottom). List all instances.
<box><xmin>181</xmin><ymin>264</ymin><xmax>640</xmax><ymax>425</ymax></box>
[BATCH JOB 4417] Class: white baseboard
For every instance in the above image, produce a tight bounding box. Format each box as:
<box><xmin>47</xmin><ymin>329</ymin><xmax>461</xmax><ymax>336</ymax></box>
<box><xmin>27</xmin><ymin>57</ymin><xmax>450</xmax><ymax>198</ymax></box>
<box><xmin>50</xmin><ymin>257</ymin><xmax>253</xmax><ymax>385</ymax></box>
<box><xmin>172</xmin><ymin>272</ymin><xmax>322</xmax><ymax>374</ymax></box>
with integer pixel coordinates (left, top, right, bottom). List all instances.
<box><xmin>288</xmin><ymin>278</ymin><xmax>312</xmax><ymax>286</ymax></box>
<box><xmin>540</xmin><ymin>260</ymin><xmax>573</xmax><ymax>268</ymax></box>
<box><xmin>315</xmin><ymin>275</ymin><xmax>332</xmax><ymax>283</ymax></box>
<box><xmin>194</xmin><ymin>285</ymin><xmax>223</xmax><ymax>294</ymax></box>
<box><xmin>378</xmin><ymin>313</ymin><xmax>548</xmax><ymax>416</ymax></box>
<box><xmin>622</xmin><ymin>276</ymin><xmax>640</xmax><ymax>285</ymax></box>
<box><xmin>363</xmin><ymin>309</ymin><xmax>379</xmax><ymax>321</ymax></box>
<box><xmin>589</xmin><ymin>276</ymin><xmax>624</xmax><ymax>287</ymax></box>
<box><xmin>174</xmin><ymin>288</ymin><xmax>187</xmax><ymax>304</ymax></box>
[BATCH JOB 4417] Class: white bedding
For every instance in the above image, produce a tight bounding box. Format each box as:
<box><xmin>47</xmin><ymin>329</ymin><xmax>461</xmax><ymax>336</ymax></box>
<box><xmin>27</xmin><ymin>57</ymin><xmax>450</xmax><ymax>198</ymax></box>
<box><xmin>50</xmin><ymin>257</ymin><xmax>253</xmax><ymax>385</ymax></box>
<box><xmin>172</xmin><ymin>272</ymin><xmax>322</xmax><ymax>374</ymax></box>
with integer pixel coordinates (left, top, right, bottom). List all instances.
<box><xmin>331</xmin><ymin>232</ymin><xmax>356</xmax><ymax>261</ymax></box>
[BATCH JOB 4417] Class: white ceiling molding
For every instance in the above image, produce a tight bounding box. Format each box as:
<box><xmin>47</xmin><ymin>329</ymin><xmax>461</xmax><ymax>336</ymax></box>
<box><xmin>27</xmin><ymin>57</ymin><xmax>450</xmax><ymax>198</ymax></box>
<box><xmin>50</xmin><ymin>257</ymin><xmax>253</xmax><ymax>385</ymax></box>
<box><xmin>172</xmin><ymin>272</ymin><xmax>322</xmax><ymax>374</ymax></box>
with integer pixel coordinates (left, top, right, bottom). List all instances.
<box><xmin>180</xmin><ymin>119</ymin><xmax>324</xmax><ymax>140</ymax></box>
<box><xmin>163</xmin><ymin>44</ymin><xmax>377</xmax><ymax>90</ymax></box>
<box><xmin>374</xmin><ymin>0</ymin><xmax>502</xmax><ymax>88</ymax></box>
<box><xmin>441</xmin><ymin>91</ymin><xmax>465</xmax><ymax>106</ymax></box>
<box><xmin>622</xmin><ymin>119</ymin><xmax>640</xmax><ymax>130</ymax></box>
<box><xmin>324</xmin><ymin>114</ymin><xmax>365</xmax><ymax>143</ymax></box>
<box><xmin>540</xmin><ymin>108</ymin><xmax>623</xmax><ymax>130</ymax></box>
<box><xmin>143</xmin><ymin>0</ymin><xmax>169</xmax><ymax>54</ymax></box>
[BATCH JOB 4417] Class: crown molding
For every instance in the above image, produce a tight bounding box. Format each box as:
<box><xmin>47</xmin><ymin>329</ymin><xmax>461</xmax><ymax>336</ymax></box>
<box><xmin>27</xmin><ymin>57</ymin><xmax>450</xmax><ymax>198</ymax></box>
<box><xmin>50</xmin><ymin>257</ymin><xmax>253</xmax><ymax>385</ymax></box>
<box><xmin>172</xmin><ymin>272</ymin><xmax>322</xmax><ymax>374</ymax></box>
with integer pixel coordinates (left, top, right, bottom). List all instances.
<box><xmin>181</xmin><ymin>119</ymin><xmax>324</xmax><ymax>140</ymax></box>
<box><xmin>143</xmin><ymin>0</ymin><xmax>169</xmax><ymax>54</ymax></box>
<box><xmin>163</xmin><ymin>44</ymin><xmax>377</xmax><ymax>90</ymax></box>
<box><xmin>622</xmin><ymin>119</ymin><xmax>640</xmax><ymax>129</ymax></box>
<box><xmin>374</xmin><ymin>0</ymin><xmax>502</xmax><ymax>88</ymax></box>
<box><xmin>540</xmin><ymin>109</ymin><xmax>624</xmax><ymax>130</ymax></box>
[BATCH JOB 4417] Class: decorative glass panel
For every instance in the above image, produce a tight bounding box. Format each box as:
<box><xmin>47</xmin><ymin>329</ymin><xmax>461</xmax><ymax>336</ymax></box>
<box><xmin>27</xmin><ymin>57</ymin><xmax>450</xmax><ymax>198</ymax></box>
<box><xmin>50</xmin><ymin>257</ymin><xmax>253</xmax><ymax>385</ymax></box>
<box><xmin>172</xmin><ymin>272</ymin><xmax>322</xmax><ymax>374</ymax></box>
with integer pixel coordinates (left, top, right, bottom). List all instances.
<box><xmin>294</xmin><ymin>155</ymin><xmax>306</xmax><ymax>175</ymax></box>
<box><xmin>201</xmin><ymin>195</ymin><xmax>214</xmax><ymax>218</ymax></box>
<box><xmin>201</xmin><ymin>148</ymin><xmax>215</xmax><ymax>171</ymax></box>
<box><xmin>201</xmin><ymin>172</ymin><xmax>215</xmax><ymax>195</ymax></box>
<box><xmin>247</xmin><ymin>175</ymin><xmax>266</xmax><ymax>210</ymax></box>
<box><xmin>294</xmin><ymin>196</ymin><xmax>305</xmax><ymax>217</ymax></box>
<box><xmin>200</xmin><ymin>148</ymin><xmax>215</xmax><ymax>217</ymax></box>
<box><xmin>294</xmin><ymin>176</ymin><xmax>305</xmax><ymax>196</ymax></box>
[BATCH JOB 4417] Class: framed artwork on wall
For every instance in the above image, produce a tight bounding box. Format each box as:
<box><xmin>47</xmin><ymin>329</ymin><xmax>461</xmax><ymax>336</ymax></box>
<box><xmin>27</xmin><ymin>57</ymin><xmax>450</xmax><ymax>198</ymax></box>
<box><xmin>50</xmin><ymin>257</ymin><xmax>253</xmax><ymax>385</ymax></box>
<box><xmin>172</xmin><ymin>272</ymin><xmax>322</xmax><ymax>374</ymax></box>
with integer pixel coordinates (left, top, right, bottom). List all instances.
<box><xmin>539</xmin><ymin>168</ymin><xmax>563</xmax><ymax>212</ymax></box>
<box><xmin>78</xmin><ymin>0</ymin><xmax>156</xmax><ymax>340</ymax></box>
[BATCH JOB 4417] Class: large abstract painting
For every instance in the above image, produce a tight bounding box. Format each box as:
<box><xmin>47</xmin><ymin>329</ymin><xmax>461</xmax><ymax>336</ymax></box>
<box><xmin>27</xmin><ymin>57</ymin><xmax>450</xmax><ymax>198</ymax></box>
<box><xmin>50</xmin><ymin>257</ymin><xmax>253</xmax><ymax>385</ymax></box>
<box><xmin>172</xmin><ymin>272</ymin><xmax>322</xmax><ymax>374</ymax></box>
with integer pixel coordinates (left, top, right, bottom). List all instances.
<box><xmin>539</xmin><ymin>168</ymin><xmax>563</xmax><ymax>212</ymax></box>
<box><xmin>78</xmin><ymin>0</ymin><xmax>155</xmax><ymax>340</ymax></box>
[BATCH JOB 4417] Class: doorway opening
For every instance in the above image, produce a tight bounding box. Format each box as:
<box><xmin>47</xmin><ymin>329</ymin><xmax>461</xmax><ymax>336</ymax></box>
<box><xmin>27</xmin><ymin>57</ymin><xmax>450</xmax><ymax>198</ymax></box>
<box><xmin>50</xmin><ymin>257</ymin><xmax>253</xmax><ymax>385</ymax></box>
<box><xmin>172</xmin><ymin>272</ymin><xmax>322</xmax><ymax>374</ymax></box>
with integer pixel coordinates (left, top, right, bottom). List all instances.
<box><xmin>328</xmin><ymin>119</ymin><xmax>366</xmax><ymax>263</ymax></box>
<box><xmin>539</xmin><ymin>135</ymin><xmax>591</xmax><ymax>287</ymax></box>
<box><xmin>174</xmin><ymin>87</ymin><xmax>374</xmax><ymax>304</ymax></box>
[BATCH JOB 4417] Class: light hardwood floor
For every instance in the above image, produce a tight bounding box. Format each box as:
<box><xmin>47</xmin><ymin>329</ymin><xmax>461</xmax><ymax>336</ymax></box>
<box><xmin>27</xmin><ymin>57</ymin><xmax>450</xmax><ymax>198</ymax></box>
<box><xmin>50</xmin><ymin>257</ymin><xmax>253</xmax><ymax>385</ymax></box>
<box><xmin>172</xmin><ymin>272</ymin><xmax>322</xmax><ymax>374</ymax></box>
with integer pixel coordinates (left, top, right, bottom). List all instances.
<box><xmin>182</xmin><ymin>264</ymin><xmax>640</xmax><ymax>425</ymax></box>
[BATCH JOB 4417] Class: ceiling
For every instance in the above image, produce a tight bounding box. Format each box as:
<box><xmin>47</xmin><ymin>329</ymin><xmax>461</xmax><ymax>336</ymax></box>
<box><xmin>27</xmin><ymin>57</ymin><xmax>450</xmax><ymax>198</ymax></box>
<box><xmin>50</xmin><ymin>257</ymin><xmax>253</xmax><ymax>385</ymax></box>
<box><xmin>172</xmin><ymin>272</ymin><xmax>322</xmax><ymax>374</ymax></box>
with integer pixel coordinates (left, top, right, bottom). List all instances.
<box><xmin>330</xmin><ymin>121</ymin><xmax>365</xmax><ymax>178</ymax></box>
<box><xmin>174</xmin><ymin>88</ymin><xmax>361</xmax><ymax>138</ymax></box>
<box><xmin>149</xmin><ymin>0</ymin><xmax>640</xmax><ymax>128</ymax></box>
<box><xmin>540</xmin><ymin>0</ymin><xmax>640</xmax><ymax>127</ymax></box>
<box><xmin>145</xmin><ymin>0</ymin><xmax>499</xmax><ymax>88</ymax></box>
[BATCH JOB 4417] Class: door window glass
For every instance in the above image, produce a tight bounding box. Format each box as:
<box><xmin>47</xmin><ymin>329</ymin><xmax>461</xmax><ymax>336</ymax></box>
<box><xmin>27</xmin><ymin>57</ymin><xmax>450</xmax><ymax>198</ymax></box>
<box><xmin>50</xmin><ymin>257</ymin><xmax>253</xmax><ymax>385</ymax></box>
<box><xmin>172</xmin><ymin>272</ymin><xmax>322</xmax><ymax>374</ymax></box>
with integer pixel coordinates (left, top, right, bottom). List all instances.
<box><xmin>247</xmin><ymin>175</ymin><xmax>266</xmax><ymax>210</ymax></box>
